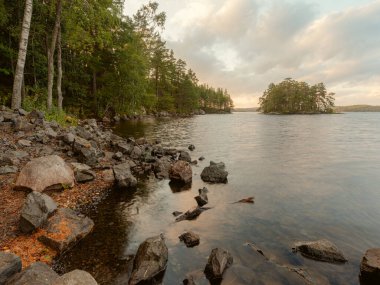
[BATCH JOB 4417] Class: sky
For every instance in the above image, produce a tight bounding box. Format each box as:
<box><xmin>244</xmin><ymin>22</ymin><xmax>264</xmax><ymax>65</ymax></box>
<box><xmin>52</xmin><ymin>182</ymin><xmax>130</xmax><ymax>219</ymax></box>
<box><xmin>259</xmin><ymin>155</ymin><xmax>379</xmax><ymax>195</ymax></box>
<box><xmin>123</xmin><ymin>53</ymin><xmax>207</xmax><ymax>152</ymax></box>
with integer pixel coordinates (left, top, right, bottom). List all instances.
<box><xmin>124</xmin><ymin>0</ymin><xmax>380</xmax><ymax>107</ymax></box>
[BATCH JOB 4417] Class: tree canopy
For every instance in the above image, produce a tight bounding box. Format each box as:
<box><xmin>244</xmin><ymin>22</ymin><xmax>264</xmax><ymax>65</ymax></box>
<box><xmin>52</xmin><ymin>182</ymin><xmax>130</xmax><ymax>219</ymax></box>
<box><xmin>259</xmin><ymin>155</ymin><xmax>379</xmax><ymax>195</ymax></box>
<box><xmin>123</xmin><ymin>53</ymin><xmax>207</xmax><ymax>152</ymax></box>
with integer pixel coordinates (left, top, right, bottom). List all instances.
<box><xmin>0</xmin><ymin>0</ymin><xmax>233</xmax><ymax>117</ymax></box>
<box><xmin>259</xmin><ymin>78</ymin><xmax>335</xmax><ymax>114</ymax></box>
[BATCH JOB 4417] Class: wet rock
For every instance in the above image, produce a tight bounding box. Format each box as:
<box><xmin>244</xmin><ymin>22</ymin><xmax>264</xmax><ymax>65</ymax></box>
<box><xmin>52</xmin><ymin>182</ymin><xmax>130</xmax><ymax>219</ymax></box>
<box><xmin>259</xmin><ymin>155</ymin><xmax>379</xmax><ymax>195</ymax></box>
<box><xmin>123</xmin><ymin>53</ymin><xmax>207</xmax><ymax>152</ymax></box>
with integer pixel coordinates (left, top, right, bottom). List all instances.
<box><xmin>169</xmin><ymin>160</ymin><xmax>192</xmax><ymax>184</ymax></box>
<box><xmin>179</xmin><ymin>151</ymin><xmax>192</xmax><ymax>163</ymax></box>
<box><xmin>172</xmin><ymin>211</ymin><xmax>183</xmax><ymax>217</ymax></box>
<box><xmin>129</xmin><ymin>235</ymin><xmax>168</xmax><ymax>285</ymax></box>
<box><xmin>179</xmin><ymin>232</ymin><xmax>200</xmax><ymax>248</ymax></box>
<box><xmin>194</xmin><ymin>188</ymin><xmax>208</xmax><ymax>207</ymax></box>
<box><xmin>113</xmin><ymin>162</ymin><xmax>137</xmax><ymax>189</ymax></box>
<box><xmin>38</xmin><ymin>208</ymin><xmax>94</xmax><ymax>253</ymax></box>
<box><xmin>6</xmin><ymin>262</ymin><xmax>58</xmax><ymax>285</ymax></box>
<box><xmin>0</xmin><ymin>166</ymin><xmax>18</xmax><ymax>175</ymax></box>
<box><xmin>154</xmin><ymin>157</ymin><xmax>172</xmax><ymax>179</ymax></box>
<box><xmin>19</xmin><ymin>191</ymin><xmax>57</xmax><ymax>233</ymax></box>
<box><xmin>200</xmin><ymin>161</ymin><xmax>228</xmax><ymax>183</ymax></box>
<box><xmin>53</xmin><ymin>269</ymin><xmax>98</xmax><ymax>285</ymax></box>
<box><xmin>293</xmin><ymin>239</ymin><xmax>347</xmax><ymax>263</ymax></box>
<box><xmin>17</xmin><ymin>139</ymin><xmax>31</xmax><ymax>147</ymax></box>
<box><xmin>233</xmin><ymin>197</ymin><xmax>255</xmax><ymax>204</ymax></box>
<box><xmin>360</xmin><ymin>248</ymin><xmax>380</xmax><ymax>284</ymax></box>
<box><xmin>204</xmin><ymin>248</ymin><xmax>233</xmax><ymax>281</ymax></box>
<box><xmin>175</xmin><ymin>207</ymin><xmax>203</xmax><ymax>222</ymax></box>
<box><xmin>14</xmin><ymin>155</ymin><xmax>75</xmax><ymax>192</ymax></box>
<box><xmin>0</xmin><ymin>252</ymin><xmax>22</xmax><ymax>285</ymax></box>
<box><xmin>188</xmin><ymin>145</ymin><xmax>195</xmax><ymax>151</ymax></box>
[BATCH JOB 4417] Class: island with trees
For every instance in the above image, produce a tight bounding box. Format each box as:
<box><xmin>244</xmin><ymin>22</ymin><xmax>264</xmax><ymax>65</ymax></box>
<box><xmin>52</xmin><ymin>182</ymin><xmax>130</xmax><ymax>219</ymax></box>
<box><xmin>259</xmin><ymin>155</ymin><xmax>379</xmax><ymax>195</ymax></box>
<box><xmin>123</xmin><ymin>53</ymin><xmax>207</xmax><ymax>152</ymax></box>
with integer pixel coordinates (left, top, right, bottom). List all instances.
<box><xmin>259</xmin><ymin>78</ymin><xmax>335</xmax><ymax>114</ymax></box>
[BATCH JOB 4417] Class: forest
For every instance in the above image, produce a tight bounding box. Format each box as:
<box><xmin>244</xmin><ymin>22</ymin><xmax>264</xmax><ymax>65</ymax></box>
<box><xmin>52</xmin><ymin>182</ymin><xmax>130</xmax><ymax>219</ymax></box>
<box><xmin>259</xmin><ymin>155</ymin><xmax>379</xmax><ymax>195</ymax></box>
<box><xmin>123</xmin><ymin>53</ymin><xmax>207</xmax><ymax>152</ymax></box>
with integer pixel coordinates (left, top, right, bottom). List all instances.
<box><xmin>259</xmin><ymin>78</ymin><xmax>335</xmax><ymax>114</ymax></box>
<box><xmin>0</xmin><ymin>0</ymin><xmax>234</xmax><ymax>119</ymax></box>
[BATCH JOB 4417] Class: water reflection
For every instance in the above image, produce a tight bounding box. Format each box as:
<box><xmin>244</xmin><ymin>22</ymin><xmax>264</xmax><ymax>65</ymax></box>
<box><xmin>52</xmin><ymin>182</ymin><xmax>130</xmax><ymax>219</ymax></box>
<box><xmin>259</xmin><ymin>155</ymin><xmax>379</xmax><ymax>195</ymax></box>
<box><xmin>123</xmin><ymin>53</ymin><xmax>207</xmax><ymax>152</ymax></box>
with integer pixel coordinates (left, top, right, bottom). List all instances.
<box><xmin>56</xmin><ymin>113</ymin><xmax>380</xmax><ymax>284</ymax></box>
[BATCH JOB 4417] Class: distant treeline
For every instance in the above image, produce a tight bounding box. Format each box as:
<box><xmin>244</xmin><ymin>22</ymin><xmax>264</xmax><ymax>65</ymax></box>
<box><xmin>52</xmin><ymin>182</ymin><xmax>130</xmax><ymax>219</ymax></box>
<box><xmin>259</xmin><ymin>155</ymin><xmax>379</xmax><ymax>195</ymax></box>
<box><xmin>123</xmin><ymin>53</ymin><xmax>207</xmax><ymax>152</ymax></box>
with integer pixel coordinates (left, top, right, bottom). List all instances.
<box><xmin>0</xmin><ymin>1</ymin><xmax>233</xmax><ymax>118</ymax></box>
<box><xmin>233</xmin><ymin>108</ymin><xmax>259</xmax><ymax>112</ymax></box>
<box><xmin>334</xmin><ymin>105</ymin><xmax>380</xmax><ymax>112</ymax></box>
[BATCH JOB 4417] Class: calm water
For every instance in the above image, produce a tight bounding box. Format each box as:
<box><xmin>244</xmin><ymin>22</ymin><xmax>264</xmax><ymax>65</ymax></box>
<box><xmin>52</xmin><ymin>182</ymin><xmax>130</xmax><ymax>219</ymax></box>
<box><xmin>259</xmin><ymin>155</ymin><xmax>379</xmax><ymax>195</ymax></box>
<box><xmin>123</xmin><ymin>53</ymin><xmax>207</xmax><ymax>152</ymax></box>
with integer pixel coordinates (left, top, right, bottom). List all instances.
<box><xmin>55</xmin><ymin>112</ymin><xmax>380</xmax><ymax>285</ymax></box>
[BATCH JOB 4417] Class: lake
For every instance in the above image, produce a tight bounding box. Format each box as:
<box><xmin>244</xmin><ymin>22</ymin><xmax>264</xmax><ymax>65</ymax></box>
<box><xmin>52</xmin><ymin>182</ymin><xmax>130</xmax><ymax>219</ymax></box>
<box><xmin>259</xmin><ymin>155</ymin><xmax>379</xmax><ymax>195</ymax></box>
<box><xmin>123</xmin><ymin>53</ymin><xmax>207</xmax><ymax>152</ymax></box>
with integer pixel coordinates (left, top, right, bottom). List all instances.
<box><xmin>54</xmin><ymin>112</ymin><xmax>380</xmax><ymax>284</ymax></box>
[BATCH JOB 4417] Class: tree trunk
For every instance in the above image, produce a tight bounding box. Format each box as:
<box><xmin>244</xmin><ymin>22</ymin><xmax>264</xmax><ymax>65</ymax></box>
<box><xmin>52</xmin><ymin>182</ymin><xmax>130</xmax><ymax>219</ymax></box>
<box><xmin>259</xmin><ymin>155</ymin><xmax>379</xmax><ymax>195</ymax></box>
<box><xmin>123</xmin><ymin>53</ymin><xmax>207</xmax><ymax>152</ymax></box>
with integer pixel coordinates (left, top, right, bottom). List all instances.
<box><xmin>47</xmin><ymin>0</ymin><xmax>62</xmax><ymax>111</ymax></box>
<box><xmin>12</xmin><ymin>0</ymin><xmax>33</xmax><ymax>110</ymax></box>
<box><xmin>57</xmin><ymin>25</ymin><xmax>63</xmax><ymax>111</ymax></box>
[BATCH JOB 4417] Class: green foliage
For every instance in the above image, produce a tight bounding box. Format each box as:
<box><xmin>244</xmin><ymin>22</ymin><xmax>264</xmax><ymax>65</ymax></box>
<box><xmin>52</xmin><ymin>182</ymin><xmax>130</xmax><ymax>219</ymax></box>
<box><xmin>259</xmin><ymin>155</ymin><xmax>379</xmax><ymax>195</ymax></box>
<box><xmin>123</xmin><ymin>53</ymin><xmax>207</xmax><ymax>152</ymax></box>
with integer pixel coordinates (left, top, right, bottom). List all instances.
<box><xmin>259</xmin><ymin>78</ymin><xmax>335</xmax><ymax>114</ymax></box>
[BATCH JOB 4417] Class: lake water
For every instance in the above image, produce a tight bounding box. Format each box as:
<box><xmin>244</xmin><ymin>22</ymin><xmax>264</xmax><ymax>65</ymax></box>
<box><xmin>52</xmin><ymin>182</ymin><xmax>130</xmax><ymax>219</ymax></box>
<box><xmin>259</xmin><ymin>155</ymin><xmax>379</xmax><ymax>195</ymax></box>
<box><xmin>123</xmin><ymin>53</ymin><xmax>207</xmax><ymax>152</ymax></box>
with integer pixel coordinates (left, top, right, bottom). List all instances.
<box><xmin>54</xmin><ymin>112</ymin><xmax>380</xmax><ymax>285</ymax></box>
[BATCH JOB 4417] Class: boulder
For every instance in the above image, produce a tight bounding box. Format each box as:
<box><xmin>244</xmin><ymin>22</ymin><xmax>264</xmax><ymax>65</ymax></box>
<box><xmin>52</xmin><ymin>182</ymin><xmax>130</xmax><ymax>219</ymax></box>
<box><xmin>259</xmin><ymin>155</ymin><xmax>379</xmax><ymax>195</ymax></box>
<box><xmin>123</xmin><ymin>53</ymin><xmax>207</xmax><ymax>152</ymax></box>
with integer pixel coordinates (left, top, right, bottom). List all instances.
<box><xmin>179</xmin><ymin>151</ymin><xmax>191</xmax><ymax>163</ymax></box>
<box><xmin>14</xmin><ymin>155</ymin><xmax>75</xmax><ymax>192</ymax></box>
<box><xmin>53</xmin><ymin>270</ymin><xmax>98</xmax><ymax>285</ymax></box>
<box><xmin>360</xmin><ymin>248</ymin><xmax>380</xmax><ymax>284</ymax></box>
<box><xmin>19</xmin><ymin>192</ymin><xmax>57</xmax><ymax>233</ymax></box>
<box><xmin>204</xmin><ymin>248</ymin><xmax>233</xmax><ymax>281</ymax></box>
<box><xmin>154</xmin><ymin>157</ymin><xmax>172</xmax><ymax>179</ymax></box>
<box><xmin>0</xmin><ymin>252</ymin><xmax>22</xmax><ymax>285</ymax></box>
<box><xmin>116</xmin><ymin>142</ymin><xmax>133</xmax><ymax>155</ymax></box>
<box><xmin>194</xmin><ymin>188</ymin><xmax>208</xmax><ymax>207</ymax></box>
<box><xmin>38</xmin><ymin>208</ymin><xmax>94</xmax><ymax>253</ymax></box>
<box><xmin>75</xmin><ymin>126</ymin><xmax>93</xmax><ymax>140</ymax></box>
<box><xmin>6</xmin><ymin>262</ymin><xmax>58</xmax><ymax>285</ymax></box>
<box><xmin>77</xmin><ymin>147</ymin><xmax>98</xmax><ymax>167</ymax></box>
<box><xmin>169</xmin><ymin>160</ymin><xmax>192</xmax><ymax>184</ymax></box>
<box><xmin>293</xmin><ymin>239</ymin><xmax>347</xmax><ymax>263</ymax></box>
<box><xmin>62</xmin><ymin>133</ymin><xmax>75</xmax><ymax>144</ymax></box>
<box><xmin>200</xmin><ymin>161</ymin><xmax>228</xmax><ymax>183</ymax></box>
<box><xmin>113</xmin><ymin>162</ymin><xmax>137</xmax><ymax>189</ymax></box>
<box><xmin>129</xmin><ymin>235</ymin><xmax>168</xmax><ymax>285</ymax></box>
<box><xmin>179</xmin><ymin>232</ymin><xmax>200</xmax><ymax>248</ymax></box>
<box><xmin>0</xmin><ymin>166</ymin><xmax>18</xmax><ymax>175</ymax></box>
<box><xmin>74</xmin><ymin>170</ymin><xmax>96</xmax><ymax>183</ymax></box>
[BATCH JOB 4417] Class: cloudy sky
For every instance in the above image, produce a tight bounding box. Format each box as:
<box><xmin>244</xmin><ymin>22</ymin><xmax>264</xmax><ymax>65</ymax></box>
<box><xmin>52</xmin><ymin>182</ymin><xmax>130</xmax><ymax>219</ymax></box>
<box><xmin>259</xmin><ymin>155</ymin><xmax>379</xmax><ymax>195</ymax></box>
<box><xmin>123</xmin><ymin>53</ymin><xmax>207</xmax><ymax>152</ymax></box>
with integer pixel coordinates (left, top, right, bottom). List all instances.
<box><xmin>125</xmin><ymin>0</ymin><xmax>380</xmax><ymax>107</ymax></box>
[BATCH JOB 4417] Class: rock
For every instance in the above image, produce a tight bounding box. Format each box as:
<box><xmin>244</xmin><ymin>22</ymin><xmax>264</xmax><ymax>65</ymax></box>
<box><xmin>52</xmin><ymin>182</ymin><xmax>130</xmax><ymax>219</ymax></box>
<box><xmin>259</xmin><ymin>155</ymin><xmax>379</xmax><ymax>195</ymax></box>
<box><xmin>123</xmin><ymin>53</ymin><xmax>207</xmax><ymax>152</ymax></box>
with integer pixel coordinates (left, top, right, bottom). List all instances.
<box><xmin>360</xmin><ymin>248</ymin><xmax>380</xmax><ymax>284</ymax></box>
<box><xmin>45</xmin><ymin>127</ymin><xmax>57</xmax><ymax>138</ymax></box>
<box><xmin>135</xmin><ymin>137</ymin><xmax>147</xmax><ymax>145</ymax></box>
<box><xmin>17</xmin><ymin>109</ymin><xmax>28</xmax><ymax>116</ymax></box>
<box><xmin>154</xmin><ymin>157</ymin><xmax>172</xmax><ymax>179</ymax></box>
<box><xmin>113</xmin><ymin>152</ymin><xmax>123</xmax><ymax>161</ymax></box>
<box><xmin>78</xmin><ymin>147</ymin><xmax>98</xmax><ymax>167</ymax></box>
<box><xmin>0</xmin><ymin>166</ymin><xmax>18</xmax><ymax>175</ymax></box>
<box><xmin>129</xmin><ymin>235</ymin><xmax>168</xmax><ymax>285</ymax></box>
<box><xmin>63</xmin><ymin>133</ymin><xmax>75</xmax><ymax>144</ymax></box>
<box><xmin>293</xmin><ymin>239</ymin><xmax>347</xmax><ymax>263</ymax></box>
<box><xmin>113</xmin><ymin>162</ymin><xmax>137</xmax><ymax>189</ymax></box>
<box><xmin>113</xmin><ymin>115</ymin><xmax>120</xmax><ymax>123</ymax></box>
<box><xmin>84</xmin><ymin>119</ymin><xmax>97</xmax><ymax>128</ymax></box>
<box><xmin>14</xmin><ymin>155</ymin><xmax>75</xmax><ymax>192</ymax></box>
<box><xmin>38</xmin><ymin>208</ymin><xmax>94</xmax><ymax>253</ymax></box>
<box><xmin>179</xmin><ymin>232</ymin><xmax>200</xmax><ymax>247</ymax></box>
<box><xmin>175</xmin><ymin>207</ymin><xmax>203</xmax><ymax>222</ymax></box>
<box><xmin>204</xmin><ymin>248</ymin><xmax>233</xmax><ymax>281</ymax></box>
<box><xmin>233</xmin><ymin>197</ymin><xmax>254</xmax><ymax>204</ymax></box>
<box><xmin>27</xmin><ymin>110</ymin><xmax>44</xmax><ymax>125</ymax></box>
<box><xmin>194</xmin><ymin>189</ymin><xmax>208</xmax><ymax>207</ymax></box>
<box><xmin>53</xmin><ymin>269</ymin><xmax>98</xmax><ymax>285</ymax></box>
<box><xmin>130</xmin><ymin>146</ymin><xmax>142</xmax><ymax>160</ymax></box>
<box><xmin>169</xmin><ymin>160</ymin><xmax>192</xmax><ymax>184</ymax></box>
<box><xmin>0</xmin><ymin>252</ymin><xmax>22</xmax><ymax>285</ymax></box>
<box><xmin>75</xmin><ymin>126</ymin><xmax>93</xmax><ymax>140</ymax></box>
<box><xmin>0</xmin><ymin>155</ymin><xmax>19</xmax><ymax>167</ymax></box>
<box><xmin>19</xmin><ymin>192</ymin><xmax>57</xmax><ymax>233</ymax></box>
<box><xmin>70</xmin><ymin>163</ymin><xmax>91</xmax><ymax>172</ymax></box>
<box><xmin>200</xmin><ymin>161</ymin><xmax>228</xmax><ymax>183</ymax></box>
<box><xmin>101</xmin><ymin>169</ymin><xmax>115</xmax><ymax>183</ymax></box>
<box><xmin>17</xmin><ymin>139</ymin><xmax>32</xmax><ymax>147</ymax></box>
<box><xmin>115</xmin><ymin>142</ymin><xmax>133</xmax><ymax>155</ymax></box>
<box><xmin>172</xmin><ymin>211</ymin><xmax>183</xmax><ymax>217</ymax></box>
<box><xmin>188</xmin><ymin>145</ymin><xmax>195</xmax><ymax>151</ymax></box>
<box><xmin>6</xmin><ymin>262</ymin><xmax>58</xmax><ymax>285</ymax></box>
<box><xmin>179</xmin><ymin>151</ymin><xmax>192</xmax><ymax>163</ymax></box>
<box><xmin>13</xmin><ymin>117</ymin><xmax>34</xmax><ymax>131</ymax></box>
<box><xmin>75</xmin><ymin>169</ymin><xmax>96</xmax><ymax>183</ymax></box>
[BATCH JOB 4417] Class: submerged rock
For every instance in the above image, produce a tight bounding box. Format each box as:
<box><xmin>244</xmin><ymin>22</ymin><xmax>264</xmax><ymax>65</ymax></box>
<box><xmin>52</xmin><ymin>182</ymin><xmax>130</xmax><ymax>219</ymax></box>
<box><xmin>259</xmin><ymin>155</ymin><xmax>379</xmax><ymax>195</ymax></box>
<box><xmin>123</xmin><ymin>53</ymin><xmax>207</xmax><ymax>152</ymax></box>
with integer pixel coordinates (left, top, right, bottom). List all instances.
<box><xmin>169</xmin><ymin>160</ymin><xmax>192</xmax><ymax>184</ymax></box>
<box><xmin>53</xmin><ymin>269</ymin><xmax>98</xmax><ymax>285</ymax></box>
<box><xmin>6</xmin><ymin>262</ymin><xmax>58</xmax><ymax>285</ymax></box>
<box><xmin>175</xmin><ymin>207</ymin><xmax>203</xmax><ymax>222</ymax></box>
<box><xmin>14</xmin><ymin>155</ymin><xmax>75</xmax><ymax>192</ymax></box>
<box><xmin>360</xmin><ymin>248</ymin><xmax>380</xmax><ymax>284</ymax></box>
<box><xmin>129</xmin><ymin>235</ymin><xmax>168</xmax><ymax>285</ymax></box>
<box><xmin>19</xmin><ymin>192</ymin><xmax>57</xmax><ymax>233</ymax></box>
<box><xmin>194</xmin><ymin>188</ymin><xmax>208</xmax><ymax>207</ymax></box>
<box><xmin>204</xmin><ymin>248</ymin><xmax>233</xmax><ymax>281</ymax></box>
<box><xmin>0</xmin><ymin>252</ymin><xmax>22</xmax><ymax>285</ymax></box>
<box><xmin>293</xmin><ymin>239</ymin><xmax>347</xmax><ymax>263</ymax></box>
<box><xmin>200</xmin><ymin>161</ymin><xmax>228</xmax><ymax>183</ymax></box>
<box><xmin>179</xmin><ymin>232</ymin><xmax>200</xmax><ymax>248</ymax></box>
<box><xmin>38</xmin><ymin>208</ymin><xmax>94</xmax><ymax>253</ymax></box>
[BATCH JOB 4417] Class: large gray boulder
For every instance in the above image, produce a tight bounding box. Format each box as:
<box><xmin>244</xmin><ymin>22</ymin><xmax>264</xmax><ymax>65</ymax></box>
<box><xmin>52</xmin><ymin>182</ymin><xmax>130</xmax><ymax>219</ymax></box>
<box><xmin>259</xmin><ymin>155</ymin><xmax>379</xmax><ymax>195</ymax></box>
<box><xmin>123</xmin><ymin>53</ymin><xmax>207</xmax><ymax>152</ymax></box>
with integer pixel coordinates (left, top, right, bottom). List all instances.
<box><xmin>293</xmin><ymin>239</ymin><xmax>347</xmax><ymax>263</ymax></box>
<box><xmin>169</xmin><ymin>160</ymin><xmax>192</xmax><ymax>184</ymax></box>
<box><xmin>129</xmin><ymin>235</ymin><xmax>168</xmax><ymax>285</ymax></box>
<box><xmin>6</xmin><ymin>262</ymin><xmax>58</xmax><ymax>285</ymax></box>
<box><xmin>113</xmin><ymin>162</ymin><xmax>137</xmax><ymax>189</ymax></box>
<box><xmin>200</xmin><ymin>161</ymin><xmax>228</xmax><ymax>183</ymax></box>
<box><xmin>0</xmin><ymin>252</ymin><xmax>22</xmax><ymax>285</ymax></box>
<box><xmin>52</xmin><ymin>270</ymin><xmax>98</xmax><ymax>285</ymax></box>
<box><xmin>204</xmin><ymin>248</ymin><xmax>233</xmax><ymax>281</ymax></box>
<box><xmin>19</xmin><ymin>192</ymin><xmax>57</xmax><ymax>233</ymax></box>
<box><xmin>360</xmin><ymin>248</ymin><xmax>380</xmax><ymax>284</ymax></box>
<box><xmin>38</xmin><ymin>208</ymin><xmax>94</xmax><ymax>253</ymax></box>
<box><xmin>14</xmin><ymin>155</ymin><xmax>75</xmax><ymax>192</ymax></box>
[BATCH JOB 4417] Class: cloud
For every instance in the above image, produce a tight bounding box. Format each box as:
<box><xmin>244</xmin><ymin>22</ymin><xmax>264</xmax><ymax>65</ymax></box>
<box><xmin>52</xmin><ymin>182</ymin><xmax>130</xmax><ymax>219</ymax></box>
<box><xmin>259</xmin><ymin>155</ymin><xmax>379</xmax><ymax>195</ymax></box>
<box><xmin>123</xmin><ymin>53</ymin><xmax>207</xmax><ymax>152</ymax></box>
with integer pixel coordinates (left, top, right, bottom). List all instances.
<box><xmin>126</xmin><ymin>0</ymin><xmax>380</xmax><ymax>107</ymax></box>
